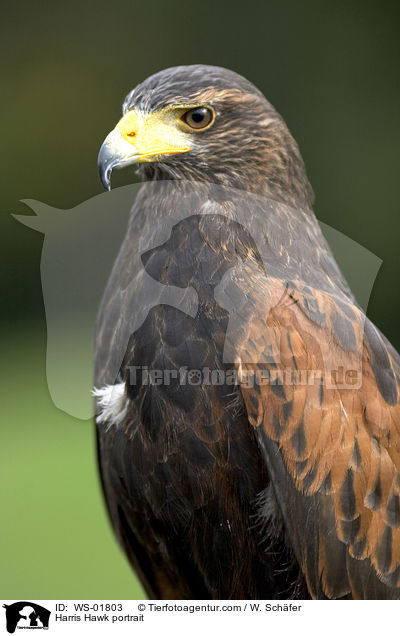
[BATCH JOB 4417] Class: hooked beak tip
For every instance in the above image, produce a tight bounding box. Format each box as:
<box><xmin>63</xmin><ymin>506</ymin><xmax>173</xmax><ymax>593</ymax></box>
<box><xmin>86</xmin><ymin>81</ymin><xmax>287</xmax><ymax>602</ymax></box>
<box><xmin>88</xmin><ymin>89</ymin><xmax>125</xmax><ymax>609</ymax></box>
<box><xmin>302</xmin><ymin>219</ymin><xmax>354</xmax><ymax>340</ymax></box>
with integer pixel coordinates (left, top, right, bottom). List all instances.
<box><xmin>102</xmin><ymin>168</ymin><xmax>111</xmax><ymax>191</ymax></box>
<box><xmin>97</xmin><ymin>128</ymin><xmax>140</xmax><ymax>191</ymax></box>
<box><xmin>97</xmin><ymin>142</ymin><xmax>114</xmax><ymax>191</ymax></box>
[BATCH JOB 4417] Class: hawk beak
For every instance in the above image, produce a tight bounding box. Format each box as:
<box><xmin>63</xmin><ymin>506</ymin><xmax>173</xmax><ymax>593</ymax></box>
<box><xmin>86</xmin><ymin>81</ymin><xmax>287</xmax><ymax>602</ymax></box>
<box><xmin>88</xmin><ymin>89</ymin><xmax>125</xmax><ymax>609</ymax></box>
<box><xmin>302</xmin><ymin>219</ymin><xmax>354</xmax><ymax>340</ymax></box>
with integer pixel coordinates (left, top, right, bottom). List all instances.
<box><xmin>98</xmin><ymin>109</ymin><xmax>191</xmax><ymax>190</ymax></box>
<box><xmin>98</xmin><ymin>128</ymin><xmax>139</xmax><ymax>191</ymax></box>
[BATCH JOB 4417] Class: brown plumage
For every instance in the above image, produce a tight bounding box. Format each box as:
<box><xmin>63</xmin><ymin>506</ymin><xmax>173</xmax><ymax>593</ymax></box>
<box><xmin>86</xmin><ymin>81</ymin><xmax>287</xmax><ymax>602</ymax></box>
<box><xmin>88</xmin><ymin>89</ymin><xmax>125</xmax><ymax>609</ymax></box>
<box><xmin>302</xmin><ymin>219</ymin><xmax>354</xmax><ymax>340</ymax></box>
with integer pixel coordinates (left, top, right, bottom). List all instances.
<box><xmin>95</xmin><ymin>65</ymin><xmax>400</xmax><ymax>599</ymax></box>
<box><xmin>232</xmin><ymin>268</ymin><xmax>400</xmax><ymax>597</ymax></box>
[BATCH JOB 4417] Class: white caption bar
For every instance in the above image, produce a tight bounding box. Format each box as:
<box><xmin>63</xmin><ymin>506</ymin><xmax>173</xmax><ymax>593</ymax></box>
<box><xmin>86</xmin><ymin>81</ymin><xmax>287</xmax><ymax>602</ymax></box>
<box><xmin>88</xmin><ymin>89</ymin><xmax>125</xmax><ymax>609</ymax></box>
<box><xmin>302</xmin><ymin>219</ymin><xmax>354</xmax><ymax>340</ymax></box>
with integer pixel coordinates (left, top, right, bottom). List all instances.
<box><xmin>1</xmin><ymin>599</ymin><xmax>396</xmax><ymax>635</ymax></box>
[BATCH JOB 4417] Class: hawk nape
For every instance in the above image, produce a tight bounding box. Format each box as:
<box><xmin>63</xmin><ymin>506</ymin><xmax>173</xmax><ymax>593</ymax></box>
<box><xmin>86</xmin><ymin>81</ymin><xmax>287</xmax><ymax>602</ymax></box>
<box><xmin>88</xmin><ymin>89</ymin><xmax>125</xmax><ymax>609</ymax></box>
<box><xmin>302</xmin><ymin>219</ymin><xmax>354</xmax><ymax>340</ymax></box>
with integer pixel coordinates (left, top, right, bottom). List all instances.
<box><xmin>95</xmin><ymin>65</ymin><xmax>400</xmax><ymax>599</ymax></box>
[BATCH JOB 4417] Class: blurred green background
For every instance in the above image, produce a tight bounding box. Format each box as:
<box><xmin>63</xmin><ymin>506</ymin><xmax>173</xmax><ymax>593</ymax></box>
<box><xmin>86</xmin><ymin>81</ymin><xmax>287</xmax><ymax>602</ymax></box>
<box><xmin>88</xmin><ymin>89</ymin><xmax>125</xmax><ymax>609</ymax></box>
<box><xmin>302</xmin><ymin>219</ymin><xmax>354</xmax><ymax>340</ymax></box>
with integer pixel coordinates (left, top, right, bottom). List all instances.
<box><xmin>1</xmin><ymin>0</ymin><xmax>400</xmax><ymax>599</ymax></box>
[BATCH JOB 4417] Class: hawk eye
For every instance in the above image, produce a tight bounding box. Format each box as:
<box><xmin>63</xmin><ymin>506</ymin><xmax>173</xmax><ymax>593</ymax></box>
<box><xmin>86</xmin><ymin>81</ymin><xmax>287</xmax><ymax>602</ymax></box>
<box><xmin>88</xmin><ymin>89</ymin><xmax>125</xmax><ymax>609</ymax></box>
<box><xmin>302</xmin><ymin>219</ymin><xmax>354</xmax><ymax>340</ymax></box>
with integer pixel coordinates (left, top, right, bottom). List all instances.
<box><xmin>182</xmin><ymin>107</ymin><xmax>214</xmax><ymax>130</ymax></box>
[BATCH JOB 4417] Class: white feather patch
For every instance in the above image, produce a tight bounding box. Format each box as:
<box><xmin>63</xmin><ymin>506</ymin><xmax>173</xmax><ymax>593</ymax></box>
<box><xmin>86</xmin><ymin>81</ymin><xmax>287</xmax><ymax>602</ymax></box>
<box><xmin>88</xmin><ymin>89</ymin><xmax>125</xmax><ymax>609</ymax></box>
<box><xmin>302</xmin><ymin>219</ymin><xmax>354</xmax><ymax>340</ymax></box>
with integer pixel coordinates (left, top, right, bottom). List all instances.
<box><xmin>92</xmin><ymin>383</ymin><xmax>128</xmax><ymax>427</ymax></box>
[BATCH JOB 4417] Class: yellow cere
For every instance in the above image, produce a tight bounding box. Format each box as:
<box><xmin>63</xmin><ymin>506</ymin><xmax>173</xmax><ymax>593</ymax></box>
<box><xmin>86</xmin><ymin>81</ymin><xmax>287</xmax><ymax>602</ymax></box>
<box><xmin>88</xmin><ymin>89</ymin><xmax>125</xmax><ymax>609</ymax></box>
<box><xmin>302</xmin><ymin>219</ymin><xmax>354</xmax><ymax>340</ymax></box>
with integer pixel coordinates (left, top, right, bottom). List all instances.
<box><xmin>116</xmin><ymin>109</ymin><xmax>191</xmax><ymax>159</ymax></box>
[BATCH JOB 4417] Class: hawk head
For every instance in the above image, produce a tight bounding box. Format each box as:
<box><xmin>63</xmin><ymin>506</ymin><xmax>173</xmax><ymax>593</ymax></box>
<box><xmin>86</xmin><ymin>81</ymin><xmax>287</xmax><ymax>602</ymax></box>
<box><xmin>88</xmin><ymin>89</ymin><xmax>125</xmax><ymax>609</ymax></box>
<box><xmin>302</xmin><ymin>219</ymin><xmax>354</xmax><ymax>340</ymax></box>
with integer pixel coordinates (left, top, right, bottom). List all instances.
<box><xmin>98</xmin><ymin>64</ymin><xmax>313</xmax><ymax>207</ymax></box>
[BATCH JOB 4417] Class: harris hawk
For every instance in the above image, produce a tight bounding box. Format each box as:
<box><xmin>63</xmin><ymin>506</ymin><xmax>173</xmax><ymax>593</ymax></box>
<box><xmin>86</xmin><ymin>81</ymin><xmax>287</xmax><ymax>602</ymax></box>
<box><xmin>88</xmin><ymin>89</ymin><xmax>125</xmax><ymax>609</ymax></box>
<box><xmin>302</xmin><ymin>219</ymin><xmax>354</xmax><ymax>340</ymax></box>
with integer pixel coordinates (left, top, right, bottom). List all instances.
<box><xmin>95</xmin><ymin>65</ymin><xmax>400</xmax><ymax>599</ymax></box>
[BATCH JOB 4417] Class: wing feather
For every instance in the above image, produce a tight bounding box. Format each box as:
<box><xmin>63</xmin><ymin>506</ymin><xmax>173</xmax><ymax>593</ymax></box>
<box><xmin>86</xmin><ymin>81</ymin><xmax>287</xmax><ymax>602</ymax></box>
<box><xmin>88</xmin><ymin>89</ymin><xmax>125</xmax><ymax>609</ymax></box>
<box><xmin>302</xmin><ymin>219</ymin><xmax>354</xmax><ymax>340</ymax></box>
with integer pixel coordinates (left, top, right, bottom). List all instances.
<box><xmin>234</xmin><ymin>265</ymin><xmax>400</xmax><ymax>598</ymax></box>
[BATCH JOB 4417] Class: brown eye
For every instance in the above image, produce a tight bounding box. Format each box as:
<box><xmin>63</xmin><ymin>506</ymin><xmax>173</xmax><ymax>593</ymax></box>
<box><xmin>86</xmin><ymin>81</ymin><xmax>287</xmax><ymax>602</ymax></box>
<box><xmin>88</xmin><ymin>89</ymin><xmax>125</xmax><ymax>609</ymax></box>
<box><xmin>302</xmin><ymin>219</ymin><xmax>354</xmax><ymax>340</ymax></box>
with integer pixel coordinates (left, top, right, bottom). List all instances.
<box><xmin>182</xmin><ymin>107</ymin><xmax>214</xmax><ymax>130</ymax></box>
